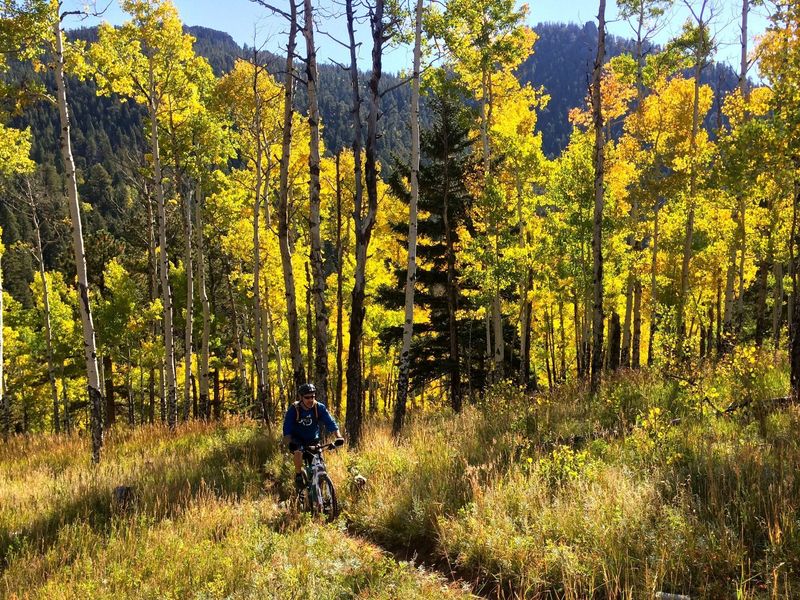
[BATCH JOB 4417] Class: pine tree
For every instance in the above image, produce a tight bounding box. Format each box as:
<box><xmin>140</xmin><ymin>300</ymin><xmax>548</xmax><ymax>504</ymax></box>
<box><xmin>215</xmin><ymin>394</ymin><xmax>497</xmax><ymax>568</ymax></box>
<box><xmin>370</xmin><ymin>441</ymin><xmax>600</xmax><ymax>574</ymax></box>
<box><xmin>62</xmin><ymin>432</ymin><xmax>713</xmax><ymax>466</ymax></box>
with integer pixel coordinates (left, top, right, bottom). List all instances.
<box><xmin>379</xmin><ymin>90</ymin><xmax>486</xmax><ymax>406</ymax></box>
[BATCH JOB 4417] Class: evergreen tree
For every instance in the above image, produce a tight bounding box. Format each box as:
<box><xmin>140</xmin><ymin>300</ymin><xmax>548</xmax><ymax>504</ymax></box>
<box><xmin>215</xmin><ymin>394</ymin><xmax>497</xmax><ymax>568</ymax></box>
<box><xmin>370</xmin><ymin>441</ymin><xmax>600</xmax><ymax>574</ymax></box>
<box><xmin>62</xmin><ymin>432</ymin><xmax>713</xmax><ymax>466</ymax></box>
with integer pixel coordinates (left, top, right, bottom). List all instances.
<box><xmin>379</xmin><ymin>90</ymin><xmax>487</xmax><ymax>403</ymax></box>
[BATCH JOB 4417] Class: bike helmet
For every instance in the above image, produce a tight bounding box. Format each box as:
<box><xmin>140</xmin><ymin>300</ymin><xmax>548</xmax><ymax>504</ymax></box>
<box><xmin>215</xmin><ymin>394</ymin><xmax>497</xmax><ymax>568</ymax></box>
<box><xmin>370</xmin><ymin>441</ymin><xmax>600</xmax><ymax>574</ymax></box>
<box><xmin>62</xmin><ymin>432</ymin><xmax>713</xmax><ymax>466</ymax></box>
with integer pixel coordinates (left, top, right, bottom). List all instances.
<box><xmin>298</xmin><ymin>382</ymin><xmax>317</xmax><ymax>397</ymax></box>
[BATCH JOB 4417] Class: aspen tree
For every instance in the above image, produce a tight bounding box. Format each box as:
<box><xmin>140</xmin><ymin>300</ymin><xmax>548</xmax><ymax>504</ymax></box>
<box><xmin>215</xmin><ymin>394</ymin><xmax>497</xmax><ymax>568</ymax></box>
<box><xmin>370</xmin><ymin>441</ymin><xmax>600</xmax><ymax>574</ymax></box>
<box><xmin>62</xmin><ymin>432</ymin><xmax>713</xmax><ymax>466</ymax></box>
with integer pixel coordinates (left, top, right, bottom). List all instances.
<box><xmin>303</xmin><ymin>0</ymin><xmax>330</xmax><ymax>408</ymax></box>
<box><xmin>394</xmin><ymin>0</ymin><xmax>424</xmax><ymax>434</ymax></box>
<box><xmin>590</xmin><ymin>0</ymin><xmax>607</xmax><ymax>394</ymax></box>
<box><xmin>87</xmin><ymin>0</ymin><xmax>215</xmax><ymax>428</ymax></box>
<box><xmin>53</xmin><ymin>3</ymin><xmax>103</xmax><ymax>457</ymax></box>
<box><xmin>676</xmin><ymin>0</ymin><xmax>715</xmax><ymax>358</ymax></box>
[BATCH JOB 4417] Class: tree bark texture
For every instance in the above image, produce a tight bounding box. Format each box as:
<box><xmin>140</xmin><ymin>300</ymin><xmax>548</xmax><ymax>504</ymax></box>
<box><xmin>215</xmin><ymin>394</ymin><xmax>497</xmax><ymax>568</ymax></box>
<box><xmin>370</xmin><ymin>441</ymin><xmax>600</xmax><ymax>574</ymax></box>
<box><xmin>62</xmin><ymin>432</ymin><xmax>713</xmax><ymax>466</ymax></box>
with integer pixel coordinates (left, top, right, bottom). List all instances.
<box><xmin>304</xmin><ymin>0</ymin><xmax>330</xmax><ymax>410</ymax></box>
<box><xmin>196</xmin><ymin>187</ymin><xmax>211</xmax><ymax>419</ymax></box>
<box><xmin>54</xmin><ymin>13</ymin><xmax>103</xmax><ymax>460</ymax></box>
<box><xmin>278</xmin><ymin>1</ymin><xmax>305</xmax><ymax>393</ymax></box>
<box><xmin>183</xmin><ymin>187</ymin><xmax>194</xmax><ymax>421</ymax></box>
<box><xmin>252</xmin><ymin>50</ymin><xmax>268</xmax><ymax>422</ymax></box>
<box><xmin>590</xmin><ymin>0</ymin><xmax>607</xmax><ymax>395</ymax></box>
<box><xmin>393</xmin><ymin>0</ymin><xmax>423</xmax><ymax>435</ymax></box>
<box><xmin>346</xmin><ymin>0</ymin><xmax>381</xmax><ymax>447</ymax></box>
<box><xmin>335</xmin><ymin>153</ymin><xmax>344</xmax><ymax>418</ymax></box>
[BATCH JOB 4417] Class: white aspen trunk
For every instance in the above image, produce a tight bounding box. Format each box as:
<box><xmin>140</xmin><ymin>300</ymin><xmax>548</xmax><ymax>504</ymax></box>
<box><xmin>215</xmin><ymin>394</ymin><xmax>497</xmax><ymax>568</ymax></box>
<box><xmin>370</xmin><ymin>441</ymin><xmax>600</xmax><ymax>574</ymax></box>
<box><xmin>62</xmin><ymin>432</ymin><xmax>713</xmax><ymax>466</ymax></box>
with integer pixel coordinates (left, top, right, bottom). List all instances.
<box><xmin>343</xmin><ymin>4</ymin><xmax>361</xmax><ymax>422</ymax></box>
<box><xmin>735</xmin><ymin>0</ymin><xmax>750</xmax><ymax>330</ymax></box>
<box><xmin>590</xmin><ymin>0</ymin><xmax>607</xmax><ymax>395</ymax></box>
<box><xmin>29</xmin><ymin>192</ymin><xmax>60</xmax><ymax>434</ymax></box>
<box><xmin>148</xmin><ymin>71</ymin><xmax>178</xmax><ymax>430</ymax></box>
<box><xmin>159</xmin><ymin>360</ymin><xmax>166</xmax><ymax>422</ymax></box>
<box><xmin>183</xmin><ymin>187</ymin><xmax>193</xmax><ymax>421</ymax></box>
<box><xmin>393</xmin><ymin>0</ymin><xmax>423</xmax><ymax>434</ymax></box>
<box><xmin>335</xmin><ymin>153</ymin><xmax>344</xmax><ymax>417</ymax></box>
<box><xmin>278</xmin><ymin>3</ymin><xmax>305</xmax><ymax>392</ymax></box>
<box><xmin>304</xmin><ymin>0</ymin><xmax>329</xmax><ymax>409</ymax></box>
<box><xmin>252</xmin><ymin>52</ymin><xmax>268</xmax><ymax>422</ymax></box>
<box><xmin>305</xmin><ymin>262</ymin><xmax>313</xmax><ymax>379</ymax></box>
<box><xmin>740</xmin><ymin>0</ymin><xmax>749</xmax><ymax>102</ymax></box>
<box><xmin>492</xmin><ymin>292</ymin><xmax>504</xmax><ymax>373</ymax></box>
<box><xmin>196</xmin><ymin>187</ymin><xmax>210</xmax><ymax>418</ymax></box>
<box><xmin>146</xmin><ymin>192</ymin><xmax>160</xmax><ymax>424</ymax></box>
<box><xmin>629</xmin><ymin>2</ymin><xmax>647</xmax><ymax>371</ymax></box>
<box><xmin>677</xmin><ymin>0</ymin><xmax>708</xmax><ymax>357</ymax></box>
<box><xmin>54</xmin><ymin>15</ymin><xmax>102</xmax><ymax>460</ymax></box>
<box><xmin>262</xmin><ymin>159</ymin><xmax>273</xmax><ymax>415</ymax></box>
<box><xmin>544</xmin><ymin>310</ymin><xmax>553</xmax><ymax>389</ymax></box>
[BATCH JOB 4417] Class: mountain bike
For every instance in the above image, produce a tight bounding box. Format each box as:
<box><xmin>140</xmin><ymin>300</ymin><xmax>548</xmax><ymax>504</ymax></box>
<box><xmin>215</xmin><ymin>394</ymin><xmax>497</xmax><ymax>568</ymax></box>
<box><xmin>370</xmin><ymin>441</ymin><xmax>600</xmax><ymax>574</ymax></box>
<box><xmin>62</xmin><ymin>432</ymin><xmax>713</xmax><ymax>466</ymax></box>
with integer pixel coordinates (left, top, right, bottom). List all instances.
<box><xmin>297</xmin><ymin>438</ymin><xmax>343</xmax><ymax>521</ymax></box>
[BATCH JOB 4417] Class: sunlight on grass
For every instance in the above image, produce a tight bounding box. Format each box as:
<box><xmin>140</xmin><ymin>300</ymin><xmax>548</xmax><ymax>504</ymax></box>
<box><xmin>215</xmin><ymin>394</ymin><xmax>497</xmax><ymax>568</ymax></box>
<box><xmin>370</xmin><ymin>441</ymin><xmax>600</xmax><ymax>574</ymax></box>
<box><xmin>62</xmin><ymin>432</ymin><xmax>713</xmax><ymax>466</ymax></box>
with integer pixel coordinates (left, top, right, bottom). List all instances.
<box><xmin>3</xmin><ymin>495</ymin><xmax>471</xmax><ymax>599</ymax></box>
<box><xmin>1</xmin><ymin>355</ymin><xmax>797</xmax><ymax>598</ymax></box>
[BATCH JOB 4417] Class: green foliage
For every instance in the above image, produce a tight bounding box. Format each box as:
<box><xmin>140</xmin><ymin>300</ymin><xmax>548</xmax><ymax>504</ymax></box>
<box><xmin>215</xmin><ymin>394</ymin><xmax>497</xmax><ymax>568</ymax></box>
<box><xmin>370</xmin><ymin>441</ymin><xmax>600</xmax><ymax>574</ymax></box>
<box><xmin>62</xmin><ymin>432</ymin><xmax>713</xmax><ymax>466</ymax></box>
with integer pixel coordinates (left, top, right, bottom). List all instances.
<box><xmin>0</xmin><ymin>124</ymin><xmax>34</xmax><ymax>177</ymax></box>
<box><xmin>535</xmin><ymin>444</ymin><xmax>598</xmax><ymax>487</ymax></box>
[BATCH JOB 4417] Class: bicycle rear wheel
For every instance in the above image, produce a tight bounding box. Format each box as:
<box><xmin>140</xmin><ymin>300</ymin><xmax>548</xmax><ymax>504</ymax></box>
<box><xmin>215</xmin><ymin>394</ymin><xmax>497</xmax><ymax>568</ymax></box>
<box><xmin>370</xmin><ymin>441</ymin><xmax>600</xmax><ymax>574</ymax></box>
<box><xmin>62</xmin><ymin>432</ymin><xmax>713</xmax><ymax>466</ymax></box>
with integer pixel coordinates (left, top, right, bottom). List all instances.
<box><xmin>316</xmin><ymin>474</ymin><xmax>338</xmax><ymax>521</ymax></box>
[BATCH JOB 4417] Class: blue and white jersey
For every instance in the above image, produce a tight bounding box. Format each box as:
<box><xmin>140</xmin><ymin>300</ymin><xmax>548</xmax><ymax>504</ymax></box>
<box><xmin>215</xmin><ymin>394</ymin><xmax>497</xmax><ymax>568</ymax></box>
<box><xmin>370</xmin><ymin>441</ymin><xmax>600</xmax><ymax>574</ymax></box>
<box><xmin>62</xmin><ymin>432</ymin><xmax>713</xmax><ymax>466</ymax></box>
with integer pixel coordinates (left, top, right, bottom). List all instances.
<box><xmin>282</xmin><ymin>401</ymin><xmax>339</xmax><ymax>444</ymax></box>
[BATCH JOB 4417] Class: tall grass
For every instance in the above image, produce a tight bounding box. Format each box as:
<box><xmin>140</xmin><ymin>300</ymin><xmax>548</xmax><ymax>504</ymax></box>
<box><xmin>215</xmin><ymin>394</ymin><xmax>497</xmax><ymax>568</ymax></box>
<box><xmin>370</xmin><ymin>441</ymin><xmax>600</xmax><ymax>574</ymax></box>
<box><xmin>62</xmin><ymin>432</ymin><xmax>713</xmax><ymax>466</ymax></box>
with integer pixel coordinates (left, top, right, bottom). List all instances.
<box><xmin>1</xmin><ymin>349</ymin><xmax>796</xmax><ymax>598</ymax></box>
<box><xmin>0</xmin><ymin>419</ymin><xmax>280</xmax><ymax>569</ymax></box>
<box><xmin>0</xmin><ymin>419</ymin><xmax>472</xmax><ymax>599</ymax></box>
<box><xmin>3</xmin><ymin>495</ymin><xmax>470</xmax><ymax>599</ymax></box>
<box><xmin>336</xmin><ymin>351</ymin><xmax>798</xmax><ymax>598</ymax></box>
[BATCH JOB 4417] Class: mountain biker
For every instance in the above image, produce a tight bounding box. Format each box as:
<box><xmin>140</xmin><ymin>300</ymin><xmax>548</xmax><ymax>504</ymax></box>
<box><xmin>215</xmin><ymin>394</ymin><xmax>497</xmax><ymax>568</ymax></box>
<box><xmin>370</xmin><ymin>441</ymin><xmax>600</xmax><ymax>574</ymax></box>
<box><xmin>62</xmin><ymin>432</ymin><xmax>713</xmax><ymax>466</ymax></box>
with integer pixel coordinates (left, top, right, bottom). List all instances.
<box><xmin>282</xmin><ymin>383</ymin><xmax>343</xmax><ymax>491</ymax></box>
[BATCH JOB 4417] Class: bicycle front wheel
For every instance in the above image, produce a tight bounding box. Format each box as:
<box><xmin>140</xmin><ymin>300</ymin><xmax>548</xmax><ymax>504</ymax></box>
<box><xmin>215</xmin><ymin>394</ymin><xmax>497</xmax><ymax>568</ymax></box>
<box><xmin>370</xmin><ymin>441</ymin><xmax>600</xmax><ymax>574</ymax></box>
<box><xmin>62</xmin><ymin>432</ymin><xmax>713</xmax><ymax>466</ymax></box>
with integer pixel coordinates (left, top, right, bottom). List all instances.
<box><xmin>316</xmin><ymin>474</ymin><xmax>338</xmax><ymax>521</ymax></box>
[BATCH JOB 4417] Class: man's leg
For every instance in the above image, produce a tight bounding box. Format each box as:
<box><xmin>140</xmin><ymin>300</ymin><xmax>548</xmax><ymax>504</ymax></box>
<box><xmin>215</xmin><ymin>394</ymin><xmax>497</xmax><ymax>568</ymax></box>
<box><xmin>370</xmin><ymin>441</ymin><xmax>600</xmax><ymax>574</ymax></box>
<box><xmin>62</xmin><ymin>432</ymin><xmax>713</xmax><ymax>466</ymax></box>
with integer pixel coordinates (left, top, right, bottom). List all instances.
<box><xmin>293</xmin><ymin>450</ymin><xmax>303</xmax><ymax>474</ymax></box>
<box><xmin>292</xmin><ymin>447</ymin><xmax>306</xmax><ymax>490</ymax></box>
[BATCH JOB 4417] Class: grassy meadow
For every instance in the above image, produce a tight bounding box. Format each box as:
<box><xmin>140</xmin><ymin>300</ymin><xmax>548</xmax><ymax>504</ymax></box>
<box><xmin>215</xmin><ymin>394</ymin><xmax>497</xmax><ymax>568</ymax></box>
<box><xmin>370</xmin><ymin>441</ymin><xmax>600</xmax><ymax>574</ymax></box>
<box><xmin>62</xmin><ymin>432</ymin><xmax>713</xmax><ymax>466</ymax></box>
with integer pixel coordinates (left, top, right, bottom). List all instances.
<box><xmin>2</xmin><ymin>348</ymin><xmax>799</xmax><ymax>598</ymax></box>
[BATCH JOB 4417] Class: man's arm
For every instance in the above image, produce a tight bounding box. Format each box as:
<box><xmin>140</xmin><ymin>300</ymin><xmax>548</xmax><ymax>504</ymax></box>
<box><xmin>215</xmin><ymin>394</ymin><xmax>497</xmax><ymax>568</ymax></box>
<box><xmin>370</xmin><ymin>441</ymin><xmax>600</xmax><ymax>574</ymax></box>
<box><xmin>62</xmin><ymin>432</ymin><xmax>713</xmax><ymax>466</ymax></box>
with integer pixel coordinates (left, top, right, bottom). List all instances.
<box><xmin>282</xmin><ymin>408</ymin><xmax>295</xmax><ymax>445</ymax></box>
<box><xmin>319</xmin><ymin>404</ymin><xmax>343</xmax><ymax>439</ymax></box>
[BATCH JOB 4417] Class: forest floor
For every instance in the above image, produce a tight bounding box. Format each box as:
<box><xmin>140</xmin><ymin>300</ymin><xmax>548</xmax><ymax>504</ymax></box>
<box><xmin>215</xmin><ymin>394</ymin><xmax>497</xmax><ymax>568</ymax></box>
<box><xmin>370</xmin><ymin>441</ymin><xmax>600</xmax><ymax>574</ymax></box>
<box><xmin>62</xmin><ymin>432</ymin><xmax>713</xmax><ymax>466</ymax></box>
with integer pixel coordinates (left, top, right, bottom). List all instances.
<box><xmin>1</xmin><ymin>347</ymin><xmax>799</xmax><ymax>599</ymax></box>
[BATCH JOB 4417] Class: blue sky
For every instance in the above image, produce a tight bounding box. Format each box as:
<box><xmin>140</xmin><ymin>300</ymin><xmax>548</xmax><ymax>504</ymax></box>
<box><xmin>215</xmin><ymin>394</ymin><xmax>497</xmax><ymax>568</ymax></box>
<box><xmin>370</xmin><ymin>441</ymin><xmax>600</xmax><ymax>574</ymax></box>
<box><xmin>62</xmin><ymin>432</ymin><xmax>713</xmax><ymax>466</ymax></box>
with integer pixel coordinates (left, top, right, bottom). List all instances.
<box><xmin>76</xmin><ymin>0</ymin><xmax>771</xmax><ymax>77</ymax></box>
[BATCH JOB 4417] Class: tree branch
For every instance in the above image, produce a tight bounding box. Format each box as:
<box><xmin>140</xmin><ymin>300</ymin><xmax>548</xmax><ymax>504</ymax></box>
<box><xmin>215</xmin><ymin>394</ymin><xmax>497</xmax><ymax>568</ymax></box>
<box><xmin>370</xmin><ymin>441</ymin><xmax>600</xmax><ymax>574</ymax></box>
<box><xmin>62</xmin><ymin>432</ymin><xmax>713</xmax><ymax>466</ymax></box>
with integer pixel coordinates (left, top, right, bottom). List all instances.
<box><xmin>249</xmin><ymin>0</ymin><xmax>294</xmax><ymax>21</ymax></box>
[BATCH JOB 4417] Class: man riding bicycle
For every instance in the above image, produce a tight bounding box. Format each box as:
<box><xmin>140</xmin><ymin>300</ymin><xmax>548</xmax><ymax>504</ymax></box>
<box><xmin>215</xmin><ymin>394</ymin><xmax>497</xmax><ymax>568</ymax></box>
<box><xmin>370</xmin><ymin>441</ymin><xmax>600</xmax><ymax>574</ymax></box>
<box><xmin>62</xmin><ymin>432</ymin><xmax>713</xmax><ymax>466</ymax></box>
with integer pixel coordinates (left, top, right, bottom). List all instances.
<box><xmin>282</xmin><ymin>383</ymin><xmax>343</xmax><ymax>490</ymax></box>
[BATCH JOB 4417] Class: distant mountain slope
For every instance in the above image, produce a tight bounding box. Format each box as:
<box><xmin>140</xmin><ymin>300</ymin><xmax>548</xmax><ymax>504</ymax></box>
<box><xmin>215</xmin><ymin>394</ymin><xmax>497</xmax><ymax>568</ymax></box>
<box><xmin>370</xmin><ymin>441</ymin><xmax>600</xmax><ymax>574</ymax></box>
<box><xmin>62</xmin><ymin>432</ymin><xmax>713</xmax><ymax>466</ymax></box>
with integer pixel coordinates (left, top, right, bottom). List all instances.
<box><xmin>521</xmin><ymin>22</ymin><xmax>740</xmax><ymax>156</ymax></box>
<box><xmin>6</xmin><ymin>23</ymin><xmax>741</xmax><ymax>178</ymax></box>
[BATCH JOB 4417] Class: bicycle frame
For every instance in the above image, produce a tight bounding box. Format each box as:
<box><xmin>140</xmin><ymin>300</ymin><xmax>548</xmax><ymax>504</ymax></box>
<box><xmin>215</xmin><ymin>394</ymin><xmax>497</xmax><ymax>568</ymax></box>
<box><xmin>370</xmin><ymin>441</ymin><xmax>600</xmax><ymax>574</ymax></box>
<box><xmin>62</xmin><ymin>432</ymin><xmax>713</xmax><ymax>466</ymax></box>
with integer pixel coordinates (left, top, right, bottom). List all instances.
<box><xmin>303</xmin><ymin>451</ymin><xmax>328</xmax><ymax>513</ymax></box>
<box><xmin>298</xmin><ymin>441</ymin><xmax>340</xmax><ymax>517</ymax></box>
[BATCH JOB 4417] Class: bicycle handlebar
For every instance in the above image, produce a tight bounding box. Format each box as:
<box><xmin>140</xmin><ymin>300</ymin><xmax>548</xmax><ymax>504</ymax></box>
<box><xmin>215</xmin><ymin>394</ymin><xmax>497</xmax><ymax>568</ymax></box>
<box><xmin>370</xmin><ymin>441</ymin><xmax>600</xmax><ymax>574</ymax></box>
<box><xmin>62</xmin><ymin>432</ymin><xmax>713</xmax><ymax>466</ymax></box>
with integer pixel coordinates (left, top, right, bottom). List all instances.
<box><xmin>305</xmin><ymin>438</ymin><xmax>345</xmax><ymax>453</ymax></box>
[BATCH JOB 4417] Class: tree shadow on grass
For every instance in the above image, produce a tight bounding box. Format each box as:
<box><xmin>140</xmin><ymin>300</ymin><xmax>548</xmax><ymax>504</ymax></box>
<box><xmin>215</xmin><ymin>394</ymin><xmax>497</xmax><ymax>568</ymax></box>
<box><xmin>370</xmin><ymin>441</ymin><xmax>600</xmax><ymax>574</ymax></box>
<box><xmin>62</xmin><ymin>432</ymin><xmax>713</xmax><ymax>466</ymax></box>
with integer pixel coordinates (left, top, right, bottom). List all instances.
<box><xmin>0</xmin><ymin>427</ymin><xmax>283</xmax><ymax>574</ymax></box>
